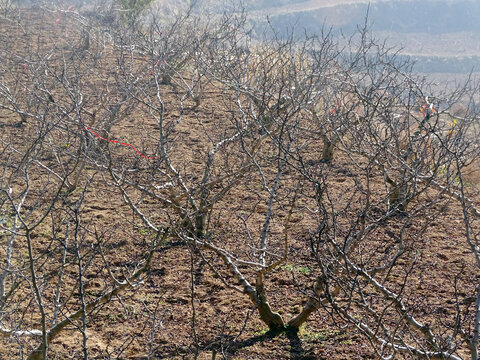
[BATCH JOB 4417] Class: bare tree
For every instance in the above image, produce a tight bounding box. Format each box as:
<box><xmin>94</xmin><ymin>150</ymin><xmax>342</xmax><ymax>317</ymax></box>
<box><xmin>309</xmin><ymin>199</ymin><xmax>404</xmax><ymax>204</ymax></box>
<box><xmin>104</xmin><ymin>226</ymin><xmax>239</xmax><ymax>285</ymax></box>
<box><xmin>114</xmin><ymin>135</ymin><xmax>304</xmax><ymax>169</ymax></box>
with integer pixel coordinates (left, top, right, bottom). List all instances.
<box><xmin>1</xmin><ymin>2</ymin><xmax>480</xmax><ymax>359</ymax></box>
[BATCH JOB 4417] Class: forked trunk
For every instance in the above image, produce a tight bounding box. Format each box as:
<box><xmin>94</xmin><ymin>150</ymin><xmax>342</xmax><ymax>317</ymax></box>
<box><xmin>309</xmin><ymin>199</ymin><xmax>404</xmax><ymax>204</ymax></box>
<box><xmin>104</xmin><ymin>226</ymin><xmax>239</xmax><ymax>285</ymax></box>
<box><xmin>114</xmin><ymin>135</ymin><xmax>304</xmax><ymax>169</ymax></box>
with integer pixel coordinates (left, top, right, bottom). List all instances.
<box><xmin>256</xmin><ymin>273</ymin><xmax>285</xmax><ymax>331</ymax></box>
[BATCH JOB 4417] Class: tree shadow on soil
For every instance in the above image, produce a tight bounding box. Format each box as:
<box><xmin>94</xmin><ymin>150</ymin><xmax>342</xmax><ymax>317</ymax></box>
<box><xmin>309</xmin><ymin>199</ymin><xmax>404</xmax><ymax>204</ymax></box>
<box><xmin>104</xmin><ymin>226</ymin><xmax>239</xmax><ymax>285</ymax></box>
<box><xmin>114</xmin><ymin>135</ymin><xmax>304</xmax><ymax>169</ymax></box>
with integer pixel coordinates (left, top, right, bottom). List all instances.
<box><xmin>156</xmin><ymin>328</ymin><xmax>315</xmax><ymax>359</ymax></box>
<box><xmin>285</xmin><ymin>328</ymin><xmax>316</xmax><ymax>360</ymax></box>
<box><xmin>223</xmin><ymin>328</ymin><xmax>314</xmax><ymax>360</ymax></box>
<box><xmin>226</xmin><ymin>329</ymin><xmax>278</xmax><ymax>353</ymax></box>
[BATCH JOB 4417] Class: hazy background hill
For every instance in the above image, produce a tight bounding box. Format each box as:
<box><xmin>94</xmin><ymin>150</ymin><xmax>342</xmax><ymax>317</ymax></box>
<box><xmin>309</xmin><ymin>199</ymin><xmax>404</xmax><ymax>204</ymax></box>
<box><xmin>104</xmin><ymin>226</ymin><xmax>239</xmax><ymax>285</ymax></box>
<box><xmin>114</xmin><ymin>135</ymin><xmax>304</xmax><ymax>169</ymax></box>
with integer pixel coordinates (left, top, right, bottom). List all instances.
<box><xmin>177</xmin><ymin>0</ymin><xmax>480</xmax><ymax>74</ymax></box>
<box><xmin>39</xmin><ymin>0</ymin><xmax>480</xmax><ymax>74</ymax></box>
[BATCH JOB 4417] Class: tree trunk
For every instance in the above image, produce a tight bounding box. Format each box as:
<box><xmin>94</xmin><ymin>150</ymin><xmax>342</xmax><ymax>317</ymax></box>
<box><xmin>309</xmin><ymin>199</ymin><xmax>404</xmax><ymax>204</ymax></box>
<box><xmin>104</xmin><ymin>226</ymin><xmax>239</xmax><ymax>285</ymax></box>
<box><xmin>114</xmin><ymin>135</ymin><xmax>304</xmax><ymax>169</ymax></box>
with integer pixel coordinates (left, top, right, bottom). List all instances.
<box><xmin>388</xmin><ymin>180</ymin><xmax>408</xmax><ymax>212</ymax></box>
<box><xmin>256</xmin><ymin>274</ymin><xmax>285</xmax><ymax>331</ymax></box>
<box><xmin>287</xmin><ymin>275</ymin><xmax>325</xmax><ymax>330</ymax></box>
<box><xmin>194</xmin><ymin>211</ymin><xmax>206</xmax><ymax>238</ymax></box>
<box><xmin>321</xmin><ymin>140</ymin><xmax>334</xmax><ymax>162</ymax></box>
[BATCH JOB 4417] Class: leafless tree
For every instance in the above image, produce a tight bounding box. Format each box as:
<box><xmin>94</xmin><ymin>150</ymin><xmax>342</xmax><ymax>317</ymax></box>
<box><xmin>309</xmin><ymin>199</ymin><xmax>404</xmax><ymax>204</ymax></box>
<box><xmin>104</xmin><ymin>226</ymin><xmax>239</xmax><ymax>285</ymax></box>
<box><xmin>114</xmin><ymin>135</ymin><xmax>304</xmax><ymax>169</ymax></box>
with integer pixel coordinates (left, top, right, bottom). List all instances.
<box><xmin>1</xmin><ymin>1</ymin><xmax>480</xmax><ymax>359</ymax></box>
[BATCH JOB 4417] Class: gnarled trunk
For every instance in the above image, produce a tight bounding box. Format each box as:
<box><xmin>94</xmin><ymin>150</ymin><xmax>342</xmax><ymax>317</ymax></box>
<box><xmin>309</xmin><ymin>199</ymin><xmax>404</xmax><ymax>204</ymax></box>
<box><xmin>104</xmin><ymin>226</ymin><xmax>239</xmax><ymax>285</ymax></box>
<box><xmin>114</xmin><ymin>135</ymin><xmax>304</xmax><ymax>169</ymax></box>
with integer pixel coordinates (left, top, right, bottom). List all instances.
<box><xmin>256</xmin><ymin>273</ymin><xmax>285</xmax><ymax>331</ymax></box>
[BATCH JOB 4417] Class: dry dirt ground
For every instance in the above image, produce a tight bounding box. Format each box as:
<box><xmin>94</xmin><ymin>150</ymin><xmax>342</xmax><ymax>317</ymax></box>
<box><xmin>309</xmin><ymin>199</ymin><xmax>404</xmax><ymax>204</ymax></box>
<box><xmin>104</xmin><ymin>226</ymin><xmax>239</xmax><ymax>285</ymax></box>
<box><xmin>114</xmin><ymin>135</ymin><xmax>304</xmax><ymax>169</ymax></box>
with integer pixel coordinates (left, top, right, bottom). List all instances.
<box><xmin>0</xmin><ymin>7</ymin><xmax>479</xmax><ymax>360</ymax></box>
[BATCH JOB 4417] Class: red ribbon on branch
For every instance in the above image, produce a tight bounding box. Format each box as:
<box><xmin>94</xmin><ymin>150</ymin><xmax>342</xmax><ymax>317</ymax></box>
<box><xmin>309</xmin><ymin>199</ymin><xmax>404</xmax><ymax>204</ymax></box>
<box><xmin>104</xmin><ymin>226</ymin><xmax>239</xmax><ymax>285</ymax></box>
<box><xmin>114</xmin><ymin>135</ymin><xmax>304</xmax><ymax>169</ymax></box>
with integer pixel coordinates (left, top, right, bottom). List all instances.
<box><xmin>83</xmin><ymin>126</ymin><xmax>158</xmax><ymax>160</ymax></box>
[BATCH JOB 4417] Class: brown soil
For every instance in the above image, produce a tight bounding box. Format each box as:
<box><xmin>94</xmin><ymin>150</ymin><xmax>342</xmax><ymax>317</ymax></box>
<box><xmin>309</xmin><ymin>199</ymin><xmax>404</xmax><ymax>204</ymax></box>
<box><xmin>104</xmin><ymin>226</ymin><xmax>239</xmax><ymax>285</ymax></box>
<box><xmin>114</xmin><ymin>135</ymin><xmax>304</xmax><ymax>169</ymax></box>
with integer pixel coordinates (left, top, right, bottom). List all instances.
<box><xmin>0</xmin><ymin>7</ymin><xmax>479</xmax><ymax>360</ymax></box>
